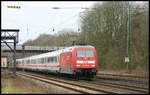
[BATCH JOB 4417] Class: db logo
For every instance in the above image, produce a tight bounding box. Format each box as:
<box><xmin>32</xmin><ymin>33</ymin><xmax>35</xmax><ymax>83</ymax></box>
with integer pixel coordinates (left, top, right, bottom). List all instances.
<box><xmin>83</xmin><ymin>61</ymin><xmax>88</xmax><ymax>63</ymax></box>
<box><xmin>84</xmin><ymin>57</ymin><xmax>87</xmax><ymax>60</ymax></box>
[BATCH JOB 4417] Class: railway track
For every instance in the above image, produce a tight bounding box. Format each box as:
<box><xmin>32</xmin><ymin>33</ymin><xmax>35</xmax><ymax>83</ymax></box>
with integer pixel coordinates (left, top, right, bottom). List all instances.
<box><xmin>95</xmin><ymin>73</ymin><xmax>149</xmax><ymax>94</ymax></box>
<box><xmin>97</xmin><ymin>73</ymin><xmax>149</xmax><ymax>85</ymax></box>
<box><xmin>96</xmin><ymin>76</ymin><xmax>148</xmax><ymax>88</ymax></box>
<box><xmin>98</xmin><ymin>73</ymin><xmax>149</xmax><ymax>80</ymax></box>
<box><xmin>79</xmin><ymin>78</ymin><xmax>149</xmax><ymax>94</ymax></box>
<box><xmin>2</xmin><ymin>69</ymin><xmax>149</xmax><ymax>94</ymax></box>
<box><xmin>16</xmin><ymin>71</ymin><xmax>117</xmax><ymax>94</ymax></box>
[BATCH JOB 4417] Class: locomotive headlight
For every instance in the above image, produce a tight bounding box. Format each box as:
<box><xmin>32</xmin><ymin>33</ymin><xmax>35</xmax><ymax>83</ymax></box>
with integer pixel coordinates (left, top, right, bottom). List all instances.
<box><xmin>77</xmin><ymin>61</ymin><xmax>95</xmax><ymax>63</ymax></box>
<box><xmin>76</xmin><ymin>61</ymin><xmax>83</xmax><ymax>64</ymax></box>
<box><xmin>91</xmin><ymin>65</ymin><xmax>95</xmax><ymax>67</ymax></box>
<box><xmin>76</xmin><ymin>65</ymin><xmax>80</xmax><ymax>67</ymax></box>
<box><xmin>88</xmin><ymin>61</ymin><xmax>95</xmax><ymax>63</ymax></box>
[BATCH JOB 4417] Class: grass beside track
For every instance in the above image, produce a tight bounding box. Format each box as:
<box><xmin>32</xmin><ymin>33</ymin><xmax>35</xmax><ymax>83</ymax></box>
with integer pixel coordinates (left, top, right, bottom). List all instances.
<box><xmin>1</xmin><ymin>75</ymin><xmax>43</xmax><ymax>94</ymax></box>
<box><xmin>1</xmin><ymin>77</ymin><xmax>20</xmax><ymax>94</ymax></box>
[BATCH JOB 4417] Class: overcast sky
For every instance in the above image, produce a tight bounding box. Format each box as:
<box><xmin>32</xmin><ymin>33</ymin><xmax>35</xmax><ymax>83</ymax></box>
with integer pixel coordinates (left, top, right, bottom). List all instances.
<box><xmin>2</xmin><ymin>1</ymin><xmax>99</xmax><ymax>45</ymax></box>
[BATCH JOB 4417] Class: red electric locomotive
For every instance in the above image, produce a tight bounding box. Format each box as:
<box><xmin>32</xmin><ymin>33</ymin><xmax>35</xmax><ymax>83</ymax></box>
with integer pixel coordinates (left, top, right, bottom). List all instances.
<box><xmin>60</xmin><ymin>45</ymin><xmax>98</xmax><ymax>79</ymax></box>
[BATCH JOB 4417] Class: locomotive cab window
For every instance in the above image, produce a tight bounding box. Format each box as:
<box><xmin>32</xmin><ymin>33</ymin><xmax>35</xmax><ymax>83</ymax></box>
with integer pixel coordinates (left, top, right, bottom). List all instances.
<box><xmin>76</xmin><ymin>51</ymin><xmax>94</xmax><ymax>57</ymax></box>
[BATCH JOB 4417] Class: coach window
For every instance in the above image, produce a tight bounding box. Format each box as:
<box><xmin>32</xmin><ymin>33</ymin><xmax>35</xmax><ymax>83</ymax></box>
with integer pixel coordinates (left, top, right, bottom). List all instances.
<box><xmin>45</xmin><ymin>57</ymin><xmax>47</xmax><ymax>63</ymax></box>
<box><xmin>49</xmin><ymin>57</ymin><xmax>51</xmax><ymax>63</ymax></box>
<box><xmin>31</xmin><ymin>59</ymin><xmax>32</xmax><ymax>64</ymax></box>
<box><xmin>50</xmin><ymin>57</ymin><xmax>52</xmax><ymax>63</ymax></box>
<box><xmin>34</xmin><ymin>59</ymin><xmax>36</xmax><ymax>64</ymax></box>
<box><xmin>28</xmin><ymin>60</ymin><xmax>30</xmax><ymax>64</ymax></box>
<box><xmin>53</xmin><ymin>57</ymin><xmax>54</xmax><ymax>63</ymax></box>
<box><xmin>24</xmin><ymin>60</ymin><xmax>25</xmax><ymax>64</ymax></box>
<box><xmin>54</xmin><ymin>57</ymin><xmax>55</xmax><ymax>63</ymax></box>
<box><xmin>24</xmin><ymin>60</ymin><xmax>27</xmax><ymax>64</ymax></box>
<box><xmin>41</xmin><ymin>58</ymin><xmax>42</xmax><ymax>63</ymax></box>
<box><xmin>39</xmin><ymin>58</ymin><xmax>41</xmax><ymax>64</ymax></box>
<box><xmin>53</xmin><ymin>57</ymin><xmax>55</xmax><ymax>63</ymax></box>
<box><xmin>27</xmin><ymin>60</ymin><xmax>29</xmax><ymax>64</ymax></box>
<box><xmin>44</xmin><ymin>58</ymin><xmax>46</xmax><ymax>64</ymax></box>
<box><xmin>40</xmin><ymin>58</ymin><xmax>42</xmax><ymax>64</ymax></box>
<box><xmin>47</xmin><ymin>57</ymin><xmax>49</xmax><ymax>63</ymax></box>
<box><xmin>51</xmin><ymin>57</ymin><xmax>53</xmax><ymax>63</ymax></box>
<box><xmin>35</xmin><ymin>59</ymin><xmax>37</xmax><ymax>64</ymax></box>
<box><xmin>36</xmin><ymin>59</ymin><xmax>38</xmax><ymax>64</ymax></box>
<box><xmin>41</xmin><ymin>58</ymin><xmax>43</xmax><ymax>64</ymax></box>
<box><xmin>32</xmin><ymin>59</ymin><xmax>34</xmax><ymax>64</ymax></box>
<box><xmin>41</xmin><ymin>58</ymin><xmax>44</xmax><ymax>64</ymax></box>
<box><xmin>48</xmin><ymin>57</ymin><xmax>50</xmax><ymax>63</ymax></box>
<box><xmin>57</xmin><ymin>56</ymin><xmax>59</xmax><ymax>63</ymax></box>
<box><xmin>24</xmin><ymin>60</ymin><xmax>26</xmax><ymax>64</ymax></box>
<box><xmin>54</xmin><ymin>57</ymin><xmax>56</xmax><ymax>62</ymax></box>
<box><xmin>38</xmin><ymin>58</ymin><xmax>40</xmax><ymax>64</ymax></box>
<box><xmin>22</xmin><ymin>60</ymin><xmax>24</xmax><ymax>64</ymax></box>
<box><xmin>27</xmin><ymin>60</ymin><xmax>28</xmax><ymax>64</ymax></box>
<box><xmin>55</xmin><ymin>57</ymin><xmax>57</xmax><ymax>62</ymax></box>
<box><xmin>54</xmin><ymin>57</ymin><xmax>57</xmax><ymax>62</ymax></box>
<box><xmin>33</xmin><ymin>59</ymin><xmax>35</xmax><ymax>64</ymax></box>
<box><xmin>45</xmin><ymin>58</ymin><xmax>47</xmax><ymax>64</ymax></box>
<box><xmin>43</xmin><ymin>58</ymin><xmax>45</xmax><ymax>64</ymax></box>
<box><xmin>43</xmin><ymin>58</ymin><xmax>44</xmax><ymax>63</ymax></box>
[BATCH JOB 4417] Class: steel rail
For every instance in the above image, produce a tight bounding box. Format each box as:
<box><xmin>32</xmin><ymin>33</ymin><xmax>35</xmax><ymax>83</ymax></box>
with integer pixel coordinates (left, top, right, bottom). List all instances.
<box><xmin>16</xmin><ymin>72</ymin><xmax>117</xmax><ymax>94</ymax></box>
<box><xmin>16</xmin><ymin>72</ymin><xmax>88</xmax><ymax>94</ymax></box>
<box><xmin>98</xmin><ymin>73</ymin><xmax>149</xmax><ymax>79</ymax></box>
<box><xmin>83</xmin><ymin>80</ymin><xmax>149</xmax><ymax>94</ymax></box>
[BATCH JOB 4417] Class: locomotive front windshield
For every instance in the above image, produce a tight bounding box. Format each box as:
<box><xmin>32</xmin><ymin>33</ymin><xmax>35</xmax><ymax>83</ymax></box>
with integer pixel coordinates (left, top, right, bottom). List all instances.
<box><xmin>76</xmin><ymin>51</ymin><xmax>94</xmax><ymax>57</ymax></box>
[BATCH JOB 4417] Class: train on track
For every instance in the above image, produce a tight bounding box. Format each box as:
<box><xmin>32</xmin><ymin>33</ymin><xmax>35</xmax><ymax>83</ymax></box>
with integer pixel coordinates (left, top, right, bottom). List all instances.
<box><xmin>16</xmin><ymin>45</ymin><xmax>98</xmax><ymax>80</ymax></box>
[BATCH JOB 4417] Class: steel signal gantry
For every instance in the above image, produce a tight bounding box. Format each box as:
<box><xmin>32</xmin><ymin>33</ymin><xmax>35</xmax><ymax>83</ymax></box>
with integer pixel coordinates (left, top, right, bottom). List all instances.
<box><xmin>1</xmin><ymin>29</ymin><xmax>19</xmax><ymax>75</ymax></box>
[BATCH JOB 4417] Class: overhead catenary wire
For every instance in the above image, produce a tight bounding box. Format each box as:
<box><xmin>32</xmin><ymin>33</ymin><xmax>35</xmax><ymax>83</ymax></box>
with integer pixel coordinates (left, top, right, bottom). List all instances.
<box><xmin>21</xmin><ymin>5</ymin><xmax>84</xmax><ymax>32</ymax></box>
<box><xmin>52</xmin><ymin>12</ymin><xmax>81</xmax><ymax>30</ymax></box>
<box><xmin>25</xmin><ymin>12</ymin><xmax>81</xmax><ymax>36</ymax></box>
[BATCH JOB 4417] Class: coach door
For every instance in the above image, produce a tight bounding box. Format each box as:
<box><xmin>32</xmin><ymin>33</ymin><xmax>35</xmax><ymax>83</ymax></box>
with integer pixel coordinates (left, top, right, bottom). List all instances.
<box><xmin>68</xmin><ymin>52</ymin><xmax>73</xmax><ymax>74</ymax></box>
<box><xmin>66</xmin><ymin>52</ymin><xmax>72</xmax><ymax>74</ymax></box>
<box><xmin>60</xmin><ymin>52</ymin><xmax>72</xmax><ymax>74</ymax></box>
